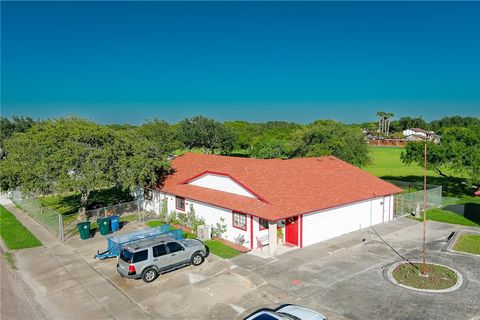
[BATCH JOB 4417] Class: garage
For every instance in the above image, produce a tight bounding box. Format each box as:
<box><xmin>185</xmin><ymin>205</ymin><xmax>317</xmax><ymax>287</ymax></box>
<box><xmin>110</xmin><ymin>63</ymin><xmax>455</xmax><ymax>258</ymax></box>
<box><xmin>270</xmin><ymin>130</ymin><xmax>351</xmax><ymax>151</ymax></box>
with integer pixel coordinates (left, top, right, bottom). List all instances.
<box><xmin>302</xmin><ymin>195</ymin><xmax>393</xmax><ymax>247</ymax></box>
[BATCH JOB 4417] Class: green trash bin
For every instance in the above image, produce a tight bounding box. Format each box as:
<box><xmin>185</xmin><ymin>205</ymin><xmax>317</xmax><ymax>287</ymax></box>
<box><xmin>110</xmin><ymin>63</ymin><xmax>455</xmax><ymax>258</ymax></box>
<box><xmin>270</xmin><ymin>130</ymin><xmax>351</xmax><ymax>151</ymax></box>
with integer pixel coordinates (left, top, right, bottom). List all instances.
<box><xmin>77</xmin><ymin>221</ymin><xmax>91</xmax><ymax>240</ymax></box>
<box><xmin>98</xmin><ymin>217</ymin><xmax>111</xmax><ymax>236</ymax></box>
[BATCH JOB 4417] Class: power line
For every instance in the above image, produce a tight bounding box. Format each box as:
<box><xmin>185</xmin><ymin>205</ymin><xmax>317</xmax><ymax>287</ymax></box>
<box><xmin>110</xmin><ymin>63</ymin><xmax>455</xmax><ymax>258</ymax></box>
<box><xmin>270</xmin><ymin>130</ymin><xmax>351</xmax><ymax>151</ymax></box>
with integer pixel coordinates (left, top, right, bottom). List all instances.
<box><xmin>369</xmin><ymin>225</ymin><xmax>419</xmax><ymax>270</ymax></box>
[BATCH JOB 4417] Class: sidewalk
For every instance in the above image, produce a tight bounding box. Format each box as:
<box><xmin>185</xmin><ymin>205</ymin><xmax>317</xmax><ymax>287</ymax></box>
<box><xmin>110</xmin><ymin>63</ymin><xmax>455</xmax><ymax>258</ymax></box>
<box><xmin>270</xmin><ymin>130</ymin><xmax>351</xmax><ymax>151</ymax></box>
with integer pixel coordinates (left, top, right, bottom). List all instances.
<box><xmin>3</xmin><ymin>202</ymin><xmax>153</xmax><ymax>320</ymax></box>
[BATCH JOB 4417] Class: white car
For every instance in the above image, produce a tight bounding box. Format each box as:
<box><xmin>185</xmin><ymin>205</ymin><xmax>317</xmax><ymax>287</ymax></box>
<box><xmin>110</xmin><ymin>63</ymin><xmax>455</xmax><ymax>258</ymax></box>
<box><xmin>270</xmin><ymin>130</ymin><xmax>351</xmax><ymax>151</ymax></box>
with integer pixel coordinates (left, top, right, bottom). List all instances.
<box><xmin>244</xmin><ymin>304</ymin><xmax>327</xmax><ymax>320</ymax></box>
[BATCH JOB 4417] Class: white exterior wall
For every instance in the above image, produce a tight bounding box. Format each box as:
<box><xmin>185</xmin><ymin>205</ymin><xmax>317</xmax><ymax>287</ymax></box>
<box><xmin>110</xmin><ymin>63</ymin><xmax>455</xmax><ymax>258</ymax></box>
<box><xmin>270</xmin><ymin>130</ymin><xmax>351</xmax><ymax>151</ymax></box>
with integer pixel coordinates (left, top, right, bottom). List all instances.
<box><xmin>142</xmin><ymin>189</ymin><xmax>163</xmax><ymax>214</ymax></box>
<box><xmin>403</xmin><ymin>129</ymin><xmax>428</xmax><ymax>138</ymax></box>
<box><xmin>159</xmin><ymin>192</ymin><xmax>252</xmax><ymax>246</ymax></box>
<box><xmin>251</xmin><ymin>217</ymin><xmax>270</xmax><ymax>249</ymax></box>
<box><xmin>302</xmin><ymin>195</ymin><xmax>394</xmax><ymax>247</ymax></box>
<box><xmin>187</xmin><ymin>173</ymin><xmax>256</xmax><ymax>198</ymax></box>
<box><xmin>149</xmin><ymin>191</ymin><xmax>395</xmax><ymax>250</ymax></box>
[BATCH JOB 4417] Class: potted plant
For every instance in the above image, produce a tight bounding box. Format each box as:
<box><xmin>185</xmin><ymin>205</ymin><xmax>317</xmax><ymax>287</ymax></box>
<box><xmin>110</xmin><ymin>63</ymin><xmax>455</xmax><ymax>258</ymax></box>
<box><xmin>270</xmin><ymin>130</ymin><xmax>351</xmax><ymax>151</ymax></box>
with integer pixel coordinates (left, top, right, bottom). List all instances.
<box><xmin>277</xmin><ymin>228</ymin><xmax>283</xmax><ymax>243</ymax></box>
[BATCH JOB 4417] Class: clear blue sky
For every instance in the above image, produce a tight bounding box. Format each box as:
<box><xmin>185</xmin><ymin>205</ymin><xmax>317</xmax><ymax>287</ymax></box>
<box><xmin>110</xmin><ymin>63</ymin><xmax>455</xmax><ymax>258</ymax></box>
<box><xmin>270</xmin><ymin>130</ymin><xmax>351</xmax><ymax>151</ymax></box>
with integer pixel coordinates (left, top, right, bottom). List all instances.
<box><xmin>2</xmin><ymin>1</ymin><xmax>479</xmax><ymax>124</ymax></box>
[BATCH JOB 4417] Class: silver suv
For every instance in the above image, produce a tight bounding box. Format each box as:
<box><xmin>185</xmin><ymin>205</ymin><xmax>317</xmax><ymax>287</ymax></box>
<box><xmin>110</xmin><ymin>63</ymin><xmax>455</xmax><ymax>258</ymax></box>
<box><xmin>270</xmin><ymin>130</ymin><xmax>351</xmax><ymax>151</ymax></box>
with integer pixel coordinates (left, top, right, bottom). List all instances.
<box><xmin>117</xmin><ymin>237</ymin><xmax>208</xmax><ymax>283</ymax></box>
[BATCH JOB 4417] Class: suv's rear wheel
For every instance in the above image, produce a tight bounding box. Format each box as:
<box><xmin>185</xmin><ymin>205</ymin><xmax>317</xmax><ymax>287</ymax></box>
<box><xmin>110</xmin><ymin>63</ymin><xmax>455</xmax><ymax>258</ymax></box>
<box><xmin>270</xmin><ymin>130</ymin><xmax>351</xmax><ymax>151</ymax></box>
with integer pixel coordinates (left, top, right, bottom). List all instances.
<box><xmin>191</xmin><ymin>252</ymin><xmax>205</xmax><ymax>266</ymax></box>
<box><xmin>142</xmin><ymin>267</ymin><xmax>158</xmax><ymax>283</ymax></box>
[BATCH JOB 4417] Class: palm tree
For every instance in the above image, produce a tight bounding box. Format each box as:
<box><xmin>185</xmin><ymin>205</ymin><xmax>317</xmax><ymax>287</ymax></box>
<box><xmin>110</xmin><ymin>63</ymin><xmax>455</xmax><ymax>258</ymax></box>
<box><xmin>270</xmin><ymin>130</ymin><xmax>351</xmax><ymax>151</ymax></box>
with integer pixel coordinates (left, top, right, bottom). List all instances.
<box><xmin>376</xmin><ymin>111</ymin><xmax>394</xmax><ymax>136</ymax></box>
<box><xmin>385</xmin><ymin>112</ymin><xmax>394</xmax><ymax>136</ymax></box>
<box><xmin>376</xmin><ymin>111</ymin><xmax>387</xmax><ymax>136</ymax></box>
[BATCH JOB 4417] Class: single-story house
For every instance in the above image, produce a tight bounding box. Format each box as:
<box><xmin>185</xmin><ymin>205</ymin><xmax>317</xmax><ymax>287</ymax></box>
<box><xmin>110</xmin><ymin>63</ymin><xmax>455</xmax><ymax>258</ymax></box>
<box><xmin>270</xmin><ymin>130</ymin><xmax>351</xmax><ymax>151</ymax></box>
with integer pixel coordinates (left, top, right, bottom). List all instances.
<box><xmin>143</xmin><ymin>153</ymin><xmax>402</xmax><ymax>255</ymax></box>
<box><xmin>402</xmin><ymin>128</ymin><xmax>440</xmax><ymax>143</ymax></box>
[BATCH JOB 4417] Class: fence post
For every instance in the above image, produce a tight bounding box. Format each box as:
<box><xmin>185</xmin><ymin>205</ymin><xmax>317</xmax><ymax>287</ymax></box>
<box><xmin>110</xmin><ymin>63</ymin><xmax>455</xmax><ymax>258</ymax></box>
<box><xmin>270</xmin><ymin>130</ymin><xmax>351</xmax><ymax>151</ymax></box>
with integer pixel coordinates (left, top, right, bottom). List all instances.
<box><xmin>58</xmin><ymin>214</ymin><xmax>64</xmax><ymax>241</ymax></box>
<box><xmin>137</xmin><ymin>199</ymin><xmax>142</xmax><ymax>223</ymax></box>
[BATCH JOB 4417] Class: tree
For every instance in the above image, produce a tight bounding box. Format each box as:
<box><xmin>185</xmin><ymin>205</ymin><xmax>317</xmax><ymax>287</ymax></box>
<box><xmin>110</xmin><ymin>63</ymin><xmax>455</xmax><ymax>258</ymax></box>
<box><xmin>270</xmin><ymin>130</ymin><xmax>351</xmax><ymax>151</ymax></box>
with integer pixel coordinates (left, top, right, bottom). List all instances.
<box><xmin>113</xmin><ymin>128</ymin><xmax>171</xmax><ymax>191</ymax></box>
<box><xmin>0</xmin><ymin>116</ymin><xmax>36</xmax><ymax>158</ymax></box>
<box><xmin>225</xmin><ymin>120</ymin><xmax>300</xmax><ymax>152</ymax></box>
<box><xmin>0</xmin><ymin>118</ymin><xmax>117</xmax><ymax>212</ymax></box>
<box><xmin>288</xmin><ymin>120</ymin><xmax>370</xmax><ymax>167</ymax></box>
<box><xmin>429</xmin><ymin>116</ymin><xmax>480</xmax><ymax>132</ymax></box>
<box><xmin>250</xmin><ymin>138</ymin><xmax>289</xmax><ymax>159</ymax></box>
<box><xmin>135</xmin><ymin>119</ymin><xmax>183</xmax><ymax>154</ymax></box>
<box><xmin>376</xmin><ymin>111</ymin><xmax>394</xmax><ymax>136</ymax></box>
<box><xmin>224</xmin><ymin>121</ymin><xmax>259</xmax><ymax>150</ymax></box>
<box><xmin>0</xmin><ymin>117</ymin><xmax>171</xmax><ymax>213</ymax></box>
<box><xmin>376</xmin><ymin>111</ymin><xmax>386</xmax><ymax>135</ymax></box>
<box><xmin>390</xmin><ymin>116</ymin><xmax>427</xmax><ymax>132</ymax></box>
<box><xmin>178</xmin><ymin>116</ymin><xmax>236</xmax><ymax>153</ymax></box>
<box><xmin>401</xmin><ymin>126</ymin><xmax>480</xmax><ymax>186</ymax></box>
<box><xmin>384</xmin><ymin>112</ymin><xmax>394</xmax><ymax>136</ymax></box>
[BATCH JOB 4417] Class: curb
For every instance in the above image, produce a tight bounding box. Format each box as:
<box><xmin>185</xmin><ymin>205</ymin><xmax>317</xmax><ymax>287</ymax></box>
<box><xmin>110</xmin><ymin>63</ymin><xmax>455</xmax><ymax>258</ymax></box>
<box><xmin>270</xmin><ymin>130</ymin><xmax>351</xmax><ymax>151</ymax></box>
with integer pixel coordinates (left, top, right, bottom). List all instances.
<box><xmin>446</xmin><ymin>230</ymin><xmax>480</xmax><ymax>257</ymax></box>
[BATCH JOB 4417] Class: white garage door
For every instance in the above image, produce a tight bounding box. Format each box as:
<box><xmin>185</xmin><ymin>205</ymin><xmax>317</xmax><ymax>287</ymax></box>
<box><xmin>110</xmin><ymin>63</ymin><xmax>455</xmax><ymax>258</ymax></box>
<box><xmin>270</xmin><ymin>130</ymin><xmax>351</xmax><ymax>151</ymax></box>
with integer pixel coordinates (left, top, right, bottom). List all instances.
<box><xmin>302</xmin><ymin>197</ymin><xmax>389</xmax><ymax>247</ymax></box>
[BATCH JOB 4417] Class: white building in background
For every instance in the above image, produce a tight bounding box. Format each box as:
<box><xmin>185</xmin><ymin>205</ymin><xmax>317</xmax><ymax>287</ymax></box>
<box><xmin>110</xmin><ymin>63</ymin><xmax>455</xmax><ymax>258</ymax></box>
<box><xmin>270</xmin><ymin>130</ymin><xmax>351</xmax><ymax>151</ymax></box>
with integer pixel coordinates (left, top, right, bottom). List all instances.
<box><xmin>402</xmin><ymin>128</ymin><xmax>440</xmax><ymax>143</ymax></box>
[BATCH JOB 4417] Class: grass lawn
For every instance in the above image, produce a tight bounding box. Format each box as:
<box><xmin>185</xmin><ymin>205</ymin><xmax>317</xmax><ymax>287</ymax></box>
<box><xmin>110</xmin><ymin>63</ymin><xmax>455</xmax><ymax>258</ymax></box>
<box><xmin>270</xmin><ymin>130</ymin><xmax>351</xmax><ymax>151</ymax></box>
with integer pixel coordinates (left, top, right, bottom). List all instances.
<box><xmin>41</xmin><ymin>187</ymin><xmax>133</xmax><ymax>215</ymax></box>
<box><xmin>364</xmin><ymin>146</ymin><xmax>439</xmax><ymax>178</ymax></box>
<box><xmin>145</xmin><ymin>220</ymin><xmax>164</xmax><ymax>228</ymax></box>
<box><xmin>413</xmin><ymin>208</ymin><xmax>480</xmax><ymax>227</ymax></box>
<box><xmin>364</xmin><ymin>146</ymin><xmax>471</xmax><ymax>198</ymax></box>
<box><xmin>366</xmin><ymin>146</ymin><xmax>479</xmax><ymax>227</ymax></box>
<box><xmin>453</xmin><ymin>233</ymin><xmax>480</xmax><ymax>255</ymax></box>
<box><xmin>392</xmin><ymin>263</ymin><xmax>457</xmax><ymax>290</ymax></box>
<box><xmin>204</xmin><ymin>239</ymin><xmax>241</xmax><ymax>259</ymax></box>
<box><xmin>144</xmin><ymin>220</ymin><xmax>240</xmax><ymax>258</ymax></box>
<box><xmin>0</xmin><ymin>205</ymin><xmax>42</xmax><ymax>250</ymax></box>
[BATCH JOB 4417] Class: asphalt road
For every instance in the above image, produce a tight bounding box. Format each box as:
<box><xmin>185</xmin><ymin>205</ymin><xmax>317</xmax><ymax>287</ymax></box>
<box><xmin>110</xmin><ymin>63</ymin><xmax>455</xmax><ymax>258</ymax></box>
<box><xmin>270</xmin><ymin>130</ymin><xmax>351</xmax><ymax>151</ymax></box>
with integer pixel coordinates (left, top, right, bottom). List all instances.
<box><xmin>232</xmin><ymin>219</ymin><xmax>480</xmax><ymax>320</ymax></box>
<box><xmin>0</xmin><ymin>248</ymin><xmax>44</xmax><ymax>320</ymax></box>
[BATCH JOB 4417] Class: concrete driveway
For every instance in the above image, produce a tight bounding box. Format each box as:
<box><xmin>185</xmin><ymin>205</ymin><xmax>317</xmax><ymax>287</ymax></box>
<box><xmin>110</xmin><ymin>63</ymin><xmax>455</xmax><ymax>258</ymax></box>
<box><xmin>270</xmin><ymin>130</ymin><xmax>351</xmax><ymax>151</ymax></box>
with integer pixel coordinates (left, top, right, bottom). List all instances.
<box><xmin>66</xmin><ymin>217</ymin><xmax>480</xmax><ymax>320</ymax></box>
<box><xmin>232</xmin><ymin>218</ymin><xmax>480</xmax><ymax>320</ymax></box>
<box><xmin>66</xmin><ymin>222</ymin><xmax>294</xmax><ymax>319</ymax></box>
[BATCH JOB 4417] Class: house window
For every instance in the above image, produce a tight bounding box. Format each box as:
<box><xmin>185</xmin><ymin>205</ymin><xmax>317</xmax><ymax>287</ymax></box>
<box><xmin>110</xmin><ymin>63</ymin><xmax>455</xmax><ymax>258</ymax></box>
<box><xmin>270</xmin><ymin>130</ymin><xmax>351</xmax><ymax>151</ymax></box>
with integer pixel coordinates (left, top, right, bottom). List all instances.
<box><xmin>233</xmin><ymin>212</ymin><xmax>247</xmax><ymax>230</ymax></box>
<box><xmin>259</xmin><ymin>218</ymin><xmax>269</xmax><ymax>230</ymax></box>
<box><xmin>175</xmin><ymin>196</ymin><xmax>185</xmax><ymax>211</ymax></box>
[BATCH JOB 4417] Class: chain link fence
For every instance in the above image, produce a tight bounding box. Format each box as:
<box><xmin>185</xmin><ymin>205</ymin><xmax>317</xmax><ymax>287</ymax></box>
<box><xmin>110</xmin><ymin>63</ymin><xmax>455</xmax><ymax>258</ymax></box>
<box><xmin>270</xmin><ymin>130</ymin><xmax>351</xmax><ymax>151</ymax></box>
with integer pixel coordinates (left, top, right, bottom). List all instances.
<box><xmin>61</xmin><ymin>200</ymin><xmax>149</xmax><ymax>240</ymax></box>
<box><xmin>10</xmin><ymin>190</ymin><xmax>62</xmax><ymax>238</ymax></box>
<box><xmin>388</xmin><ymin>180</ymin><xmax>443</xmax><ymax>217</ymax></box>
<box><xmin>10</xmin><ymin>190</ymin><xmax>158</xmax><ymax>241</ymax></box>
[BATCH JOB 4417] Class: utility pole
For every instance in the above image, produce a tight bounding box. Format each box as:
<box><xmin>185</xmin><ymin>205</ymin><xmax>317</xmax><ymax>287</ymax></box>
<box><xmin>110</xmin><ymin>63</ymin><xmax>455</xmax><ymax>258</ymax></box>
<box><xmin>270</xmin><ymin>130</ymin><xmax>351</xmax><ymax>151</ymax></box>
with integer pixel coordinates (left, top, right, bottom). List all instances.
<box><xmin>422</xmin><ymin>143</ymin><xmax>427</xmax><ymax>275</ymax></box>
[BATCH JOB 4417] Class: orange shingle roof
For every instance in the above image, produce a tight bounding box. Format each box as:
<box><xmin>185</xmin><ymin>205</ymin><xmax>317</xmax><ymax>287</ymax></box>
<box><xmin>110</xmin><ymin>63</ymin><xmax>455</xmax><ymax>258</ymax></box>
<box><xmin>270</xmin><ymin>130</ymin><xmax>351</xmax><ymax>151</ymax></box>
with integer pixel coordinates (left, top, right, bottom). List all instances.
<box><xmin>158</xmin><ymin>153</ymin><xmax>403</xmax><ymax>221</ymax></box>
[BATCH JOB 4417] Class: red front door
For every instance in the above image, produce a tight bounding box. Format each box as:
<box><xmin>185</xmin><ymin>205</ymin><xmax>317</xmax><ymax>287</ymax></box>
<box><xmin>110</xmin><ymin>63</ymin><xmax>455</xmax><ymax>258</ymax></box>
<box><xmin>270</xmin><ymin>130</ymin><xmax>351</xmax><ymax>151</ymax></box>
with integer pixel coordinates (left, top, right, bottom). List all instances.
<box><xmin>285</xmin><ymin>216</ymin><xmax>298</xmax><ymax>246</ymax></box>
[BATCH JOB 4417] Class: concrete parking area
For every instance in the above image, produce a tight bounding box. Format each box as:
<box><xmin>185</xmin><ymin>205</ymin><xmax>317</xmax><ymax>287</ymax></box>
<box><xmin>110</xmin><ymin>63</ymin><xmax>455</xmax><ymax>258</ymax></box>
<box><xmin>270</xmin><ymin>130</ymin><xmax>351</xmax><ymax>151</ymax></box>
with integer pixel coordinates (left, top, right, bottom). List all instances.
<box><xmin>232</xmin><ymin>218</ymin><xmax>480</xmax><ymax>320</ymax></box>
<box><xmin>5</xmin><ymin>201</ymin><xmax>480</xmax><ymax>320</ymax></box>
<box><xmin>66</xmin><ymin>222</ymin><xmax>296</xmax><ymax>319</ymax></box>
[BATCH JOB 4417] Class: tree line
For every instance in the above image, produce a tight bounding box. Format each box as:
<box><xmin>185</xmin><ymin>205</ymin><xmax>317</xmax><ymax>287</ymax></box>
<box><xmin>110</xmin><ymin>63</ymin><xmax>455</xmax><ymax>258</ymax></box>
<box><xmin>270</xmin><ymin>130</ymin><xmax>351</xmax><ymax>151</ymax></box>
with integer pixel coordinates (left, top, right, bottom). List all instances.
<box><xmin>1</xmin><ymin>114</ymin><xmax>478</xmax><ymax>211</ymax></box>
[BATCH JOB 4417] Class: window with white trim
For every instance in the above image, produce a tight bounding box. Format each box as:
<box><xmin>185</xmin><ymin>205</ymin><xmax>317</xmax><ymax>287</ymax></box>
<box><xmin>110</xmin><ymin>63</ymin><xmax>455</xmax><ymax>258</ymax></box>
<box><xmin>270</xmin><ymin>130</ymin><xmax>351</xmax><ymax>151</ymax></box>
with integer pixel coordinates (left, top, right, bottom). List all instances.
<box><xmin>233</xmin><ymin>212</ymin><xmax>247</xmax><ymax>230</ymax></box>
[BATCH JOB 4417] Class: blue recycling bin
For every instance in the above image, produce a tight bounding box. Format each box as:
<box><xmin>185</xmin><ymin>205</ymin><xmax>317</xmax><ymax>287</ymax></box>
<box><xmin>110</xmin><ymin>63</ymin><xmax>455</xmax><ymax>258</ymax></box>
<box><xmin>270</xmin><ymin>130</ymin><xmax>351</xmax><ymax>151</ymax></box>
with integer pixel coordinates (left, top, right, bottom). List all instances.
<box><xmin>110</xmin><ymin>215</ymin><xmax>119</xmax><ymax>232</ymax></box>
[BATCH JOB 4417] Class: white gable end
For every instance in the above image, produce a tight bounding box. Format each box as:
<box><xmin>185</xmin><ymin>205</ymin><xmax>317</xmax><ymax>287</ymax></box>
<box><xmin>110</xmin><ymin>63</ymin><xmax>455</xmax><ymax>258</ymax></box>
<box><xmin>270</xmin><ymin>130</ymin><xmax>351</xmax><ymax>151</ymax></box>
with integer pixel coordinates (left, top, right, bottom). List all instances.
<box><xmin>187</xmin><ymin>173</ymin><xmax>257</xmax><ymax>198</ymax></box>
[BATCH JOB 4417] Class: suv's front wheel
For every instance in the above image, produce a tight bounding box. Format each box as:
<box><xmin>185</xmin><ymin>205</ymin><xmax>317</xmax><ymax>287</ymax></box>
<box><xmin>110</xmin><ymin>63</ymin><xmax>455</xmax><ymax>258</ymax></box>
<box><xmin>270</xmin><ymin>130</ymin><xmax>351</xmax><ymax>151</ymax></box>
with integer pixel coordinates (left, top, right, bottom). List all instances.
<box><xmin>191</xmin><ymin>252</ymin><xmax>205</xmax><ymax>266</ymax></box>
<box><xmin>142</xmin><ymin>267</ymin><xmax>158</xmax><ymax>283</ymax></box>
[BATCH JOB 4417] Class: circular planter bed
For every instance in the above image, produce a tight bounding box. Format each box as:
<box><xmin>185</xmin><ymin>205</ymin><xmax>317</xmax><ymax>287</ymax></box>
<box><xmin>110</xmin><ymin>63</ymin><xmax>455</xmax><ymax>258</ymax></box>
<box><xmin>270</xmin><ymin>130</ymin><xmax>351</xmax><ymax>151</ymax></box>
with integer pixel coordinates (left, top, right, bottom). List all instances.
<box><xmin>387</xmin><ymin>261</ymin><xmax>463</xmax><ymax>293</ymax></box>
